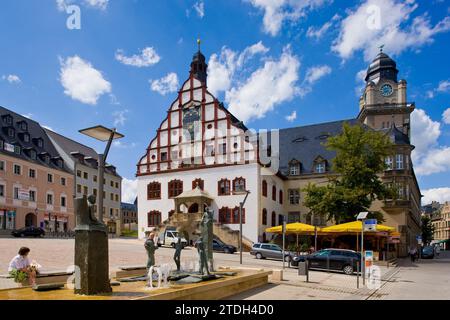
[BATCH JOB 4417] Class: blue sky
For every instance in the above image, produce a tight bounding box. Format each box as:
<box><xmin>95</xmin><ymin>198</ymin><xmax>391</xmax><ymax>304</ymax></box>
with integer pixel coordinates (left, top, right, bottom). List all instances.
<box><xmin>0</xmin><ymin>0</ymin><xmax>449</xmax><ymax>203</ymax></box>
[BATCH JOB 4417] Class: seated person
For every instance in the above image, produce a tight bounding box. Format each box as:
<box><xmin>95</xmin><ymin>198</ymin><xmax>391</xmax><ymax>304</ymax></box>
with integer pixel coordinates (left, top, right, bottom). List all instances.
<box><xmin>8</xmin><ymin>247</ymin><xmax>37</xmax><ymax>286</ymax></box>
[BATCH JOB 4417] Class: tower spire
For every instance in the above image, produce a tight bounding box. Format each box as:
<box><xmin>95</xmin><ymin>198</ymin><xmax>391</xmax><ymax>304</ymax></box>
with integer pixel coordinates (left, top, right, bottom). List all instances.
<box><xmin>190</xmin><ymin>39</ymin><xmax>208</xmax><ymax>84</ymax></box>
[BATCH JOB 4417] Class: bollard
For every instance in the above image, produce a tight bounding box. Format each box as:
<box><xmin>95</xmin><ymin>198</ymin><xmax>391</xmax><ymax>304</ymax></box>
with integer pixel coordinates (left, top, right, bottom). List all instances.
<box><xmin>356</xmin><ymin>260</ymin><xmax>360</xmax><ymax>289</ymax></box>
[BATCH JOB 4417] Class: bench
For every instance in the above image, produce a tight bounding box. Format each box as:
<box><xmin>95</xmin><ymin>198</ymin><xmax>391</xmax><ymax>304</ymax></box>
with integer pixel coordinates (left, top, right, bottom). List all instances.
<box><xmin>113</xmin><ymin>266</ymin><xmax>147</xmax><ymax>279</ymax></box>
<box><xmin>0</xmin><ymin>270</ymin><xmax>74</xmax><ymax>287</ymax></box>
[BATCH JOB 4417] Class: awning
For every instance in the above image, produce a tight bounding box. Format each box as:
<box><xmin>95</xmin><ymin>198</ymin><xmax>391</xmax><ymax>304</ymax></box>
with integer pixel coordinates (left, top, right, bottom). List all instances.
<box><xmin>321</xmin><ymin>221</ymin><xmax>395</xmax><ymax>234</ymax></box>
<box><xmin>265</xmin><ymin>222</ymin><xmax>319</xmax><ymax>234</ymax></box>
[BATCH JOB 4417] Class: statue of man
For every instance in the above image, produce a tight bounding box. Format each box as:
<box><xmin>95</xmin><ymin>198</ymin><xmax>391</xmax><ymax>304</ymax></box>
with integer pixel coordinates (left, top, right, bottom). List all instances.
<box><xmin>173</xmin><ymin>237</ymin><xmax>182</xmax><ymax>272</ymax></box>
<box><xmin>201</xmin><ymin>209</ymin><xmax>214</xmax><ymax>270</ymax></box>
<box><xmin>197</xmin><ymin>237</ymin><xmax>210</xmax><ymax>276</ymax></box>
<box><xmin>145</xmin><ymin>232</ymin><xmax>158</xmax><ymax>272</ymax></box>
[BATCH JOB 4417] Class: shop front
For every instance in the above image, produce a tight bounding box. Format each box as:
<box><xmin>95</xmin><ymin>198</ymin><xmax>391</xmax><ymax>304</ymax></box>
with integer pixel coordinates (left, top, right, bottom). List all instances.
<box><xmin>0</xmin><ymin>209</ymin><xmax>16</xmax><ymax>230</ymax></box>
<box><xmin>43</xmin><ymin>213</ymin><xmax>69</xmax><ymax>232</ymax></box>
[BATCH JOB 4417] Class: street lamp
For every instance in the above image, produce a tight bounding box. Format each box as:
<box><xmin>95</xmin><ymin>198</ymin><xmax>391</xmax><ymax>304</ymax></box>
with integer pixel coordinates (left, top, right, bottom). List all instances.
<box><xmin>79</xmin><ymin>125</ymin><xmax>124</xmax><ymax>224</ymax></box>
<box><xmin>357</xmin><ymin>211</ymin><xmax>369</xmax><ymax>286</ymax></box>
<box><xmin>235</xmin><ymin>190</ymin><xmax>251</xmax><ymax>265</ymax></box>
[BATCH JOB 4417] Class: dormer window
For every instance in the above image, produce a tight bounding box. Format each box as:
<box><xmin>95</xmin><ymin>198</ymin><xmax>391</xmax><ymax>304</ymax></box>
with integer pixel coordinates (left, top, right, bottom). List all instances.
<box><xmin>289</xmin><ymin>160</ymin><xmax>301</xmax><ymax>176</ymax></box>
<box><xmin>23</xmin><ymin>133</ymin><xmax>30</xmax><ymax>143</ymax></box>
<box><xmin>315</xmin><ymin>162</ymin><xmax>326</xmax><ymax>173</ymax></box>
<box><xmin>14</xmin><ymin>145</ymin><xmax>21</xmax><ymax>155</ymax></box>
<box><xmin>29</xmin><ymin>149</ymin><xmax>37</xmax><ymax>160</ymax></box>
<box><xmin>313</xmin><ymin>156</ymin><xmax>327</xmax><ymax>174</ymax></box>
<box><xmin>20</xmin><ymin>122</ymin><xmax>27</xmax><ymax>131</ymax></box>
<box><xmin>7</xmin><ymin>128</ymin><xmax>15</xmax><ymax>138</ymax></box>
<box><xmin>34</xmin><ymin>138</ymin><xmax>43</xmax><ymax>148</ymax></box>
<box><xmin>3</xmin><ymin>115</ymin><xmax>12</xmax><ymax>125</ymax></box>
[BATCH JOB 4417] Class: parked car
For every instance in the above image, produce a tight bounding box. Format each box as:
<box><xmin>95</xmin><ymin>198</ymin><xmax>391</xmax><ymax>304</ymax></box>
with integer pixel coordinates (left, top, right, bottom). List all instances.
<box><xmin>421</xmin><ymin>246</ymin><xmax>434</xmax><ymax>259</ymax></box>
<box><xmin>193</xmin><ymin>239</ymin><xmax>237</xmax><ymax>254</ymax></box>
<box><xmin>291</xmin><ymin>249</ymin><xmax>361</xmax><ymax>275</ymax></box>
<box><xmin>157</xmin><ymin>229</ymin><xmax>188</xmax><ymax>248</ymax></box>
<box><xmin>250</xmin><ymin>243</ymin><xmax>292</xmax><ymax>262</ymax></box>
<box><xmin>11</xmin><ymin>227</ymin><xmax>45</xmax><ymax>238</ymax></box>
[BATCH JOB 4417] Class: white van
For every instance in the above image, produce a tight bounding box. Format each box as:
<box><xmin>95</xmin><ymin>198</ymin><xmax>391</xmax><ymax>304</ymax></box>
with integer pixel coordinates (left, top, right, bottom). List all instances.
<box><xmin>157</xmin><ymin>230</ymin><xmax>188</xmax><ymax>248</ymax></box>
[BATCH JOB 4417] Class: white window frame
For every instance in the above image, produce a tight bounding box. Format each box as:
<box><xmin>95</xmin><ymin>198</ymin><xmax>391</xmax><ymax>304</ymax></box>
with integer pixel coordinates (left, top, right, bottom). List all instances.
<box><xmin>315</xmin><ymin>162</ymin><xmax>325</xmax><ymax>174</ymax></box>
<box><xmin>385</xmin><ymin>156</ymin><xmax>393</xmax><ymax>170</ymax></box>
<box><xmin>396</xmin><ymin>154</ymin><xmax>404</xmax><ymax>170</ymax></box>
<box><xmin>13</xmin><ymin>164</ymin><xmax>21</xmax><ymax>175</ymax></box>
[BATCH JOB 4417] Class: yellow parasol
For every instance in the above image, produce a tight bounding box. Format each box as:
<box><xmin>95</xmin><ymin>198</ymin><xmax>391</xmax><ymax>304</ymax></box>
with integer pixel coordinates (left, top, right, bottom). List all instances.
<box><xmin>321</xmin><ymin>221</ymin><xmax>395</xmax><ymax>233</ymax></box>
<box><xmin>265</xmin><ymin>222</ymin><xmax>319</xmax><ymax>234</ymax></box>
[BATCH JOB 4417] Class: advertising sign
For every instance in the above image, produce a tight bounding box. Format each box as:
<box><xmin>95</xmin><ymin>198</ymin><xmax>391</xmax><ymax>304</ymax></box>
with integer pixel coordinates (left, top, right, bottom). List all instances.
<box><xmin>18</xmin><ymin>188</ymin><xmax>30</xmax><ymax>201</ymax></box>
<box><xmin>365</xmin><ymin>250</ymin><xmax>374</xmax><ymax>268</ymax></box>
<box><xmin>364</xmin><ymin>219</ymin><xmax>377</xmax><ymax>232</ymax></box>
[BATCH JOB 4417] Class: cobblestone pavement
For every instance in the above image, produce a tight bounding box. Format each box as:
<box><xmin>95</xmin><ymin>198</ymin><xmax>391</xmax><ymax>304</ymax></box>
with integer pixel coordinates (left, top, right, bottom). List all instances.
<box><xmin>367</xmin><ymin>250</ymin><xmax>450</xmax><ymax>300</ymax></box>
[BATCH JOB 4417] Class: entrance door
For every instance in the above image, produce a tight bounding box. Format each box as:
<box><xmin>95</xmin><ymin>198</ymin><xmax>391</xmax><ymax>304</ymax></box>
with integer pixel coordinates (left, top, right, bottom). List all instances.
<box><xmin>25</xmin><ymin>213</ymin><xmax>36</xmax><ymax>227</ymax></box>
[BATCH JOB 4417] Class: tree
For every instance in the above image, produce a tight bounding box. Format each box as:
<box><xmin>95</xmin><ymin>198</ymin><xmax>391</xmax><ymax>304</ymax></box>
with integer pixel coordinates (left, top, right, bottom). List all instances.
<box><xmin>421</xmin><ymin>215</ymin><xmax>435</xmax><ymax>245</ymax></box>
<box><xmin>303</xmin><ymin>122</ymin><xmax>395</xmax><ymax>223</ymax></box>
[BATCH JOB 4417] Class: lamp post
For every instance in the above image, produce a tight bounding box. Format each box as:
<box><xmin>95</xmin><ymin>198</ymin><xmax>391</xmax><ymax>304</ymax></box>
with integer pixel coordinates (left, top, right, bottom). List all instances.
<box><xmin>75</xmin><ymin>125</ymin><xmax>124</xmax><ymax>295</ymax></box>
<box><xmin>79</xmin><ymin>125</ymin><xmax>124</xmax><ymax>224</ymax></box>
<box><xmin>357</xmin><ymin>211</ymin><xmax>369</xmax><ymax>286</ymax></box>
<box><xmin>236</xmin><ymin>190</ymin><xmax>251</xmax><ymax>265</ymax></box>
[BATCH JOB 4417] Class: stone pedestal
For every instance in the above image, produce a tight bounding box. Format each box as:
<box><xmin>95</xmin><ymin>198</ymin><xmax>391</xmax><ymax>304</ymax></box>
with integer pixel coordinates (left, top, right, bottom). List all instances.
<box><xmin>74</xmin><ymin>226</ymin><xmax>112</xmax><ymax>295</ymax></box>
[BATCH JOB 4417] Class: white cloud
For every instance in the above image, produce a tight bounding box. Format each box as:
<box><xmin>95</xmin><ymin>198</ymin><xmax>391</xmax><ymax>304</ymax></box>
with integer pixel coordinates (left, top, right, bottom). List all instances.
<box><xmin>150</xmin><ymin>73</ymin><xmax>179</xmax><ymax>95</ymax></box>
<box><xmin>207</xmin><ymin>41</ymin><xmax>269</xmax><ymax>96</ymax></box>
<box><xmin>113</xmin><ymin>141</ymin><xmax>137</xmax><ymax>149</ymax></box>
<box><xmin>247</xmin><ymin>0</ymin><xmax>332</xmax><ymax>36</ymax></box>
<box><xmin>122</xmin><ymin>178</ymin><xmax>138</xmax><ymax>203</ymax></box>
<box><xmin>422</xmin><ymin>188</ymin><xmax>450</xmax><ymax>205</ymax></box>
<box><xmin>115</xmin><ymin>47</ymin><xmax>161</xmax><ymax>68</ymax></box>
<box><xmin>84</xmin><ymin>0</ymin><xmax>109</xmax><ymax>10</ymax></box>
<box><xmin>2</xmin><ymin>74</ymin><xmax>21</xmax><ymax>84</ymax></box>
<box><xmin>332</xmin><ymin>0</ymin><xmax>450</xmax><ymax>61</ymax></box>
<box><xmin>285</xmin><ymin>110</ymin><xmax>297</xmax><ymax>122</ymax></box>
<box><xmin>305</xmin><ymin>65</ymin><xmax>332</xmax><ymax>84</ymax></box>
<box><xmin>112</xmin><ymin>109</ymin><xmax>128</xmax><ymax>127</ymax></box>
<box><xmin>226</xmin><ymin>47</ymin><xmax>300</xmax><ymax>123</ymax></box>
<box><xmin>355</xmin><ymin>69</ymin><xmax>367</xmax><ymax>96</ymax></box>
<box><xmin>443</xmin><ymin>108</ymin><xmax>450</xmax><ymax>124</ymax></box>
<box><xmin>426</xmin><ymin>80</ymin><xmax>450</xmax><ymax>99</ymax></box>
<box><xmin>59</xmin><ymin>55</ymin><xmax>112</xmax><ymax>105</ymax></box>
<box><xmin>193</xmin><ymin>1</ymin><xmax>205</xmax><ymax>18</ymax></box>
<box><xmin>56</xmin><ymin>0</ymin><xmax>108</xmax><ymax>11</ymax></box>
<box><xmin>306</xmin><ymin>14</ymin><xmax>340</xmax><ymax>39</ymax></box>
<box><xmin>411</xmin><ymin>109</ymin><xmax>450</xmax><ymax>176</ymax></box>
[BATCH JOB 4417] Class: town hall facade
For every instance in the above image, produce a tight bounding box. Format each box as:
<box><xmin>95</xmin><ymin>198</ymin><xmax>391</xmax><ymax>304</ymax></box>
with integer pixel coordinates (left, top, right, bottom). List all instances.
<box><xmin>136</xmin><ymin>47</ymin><xmax>421</xmax><ymax>256</ymax></box>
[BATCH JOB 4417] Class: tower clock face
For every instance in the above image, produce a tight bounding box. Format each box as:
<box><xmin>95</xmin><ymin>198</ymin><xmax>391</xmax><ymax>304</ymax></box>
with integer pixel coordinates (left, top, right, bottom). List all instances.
<box><xmin>380</xmin><ymin>83</ymin><xmax>393</xmax><ymax>97</ymax></box>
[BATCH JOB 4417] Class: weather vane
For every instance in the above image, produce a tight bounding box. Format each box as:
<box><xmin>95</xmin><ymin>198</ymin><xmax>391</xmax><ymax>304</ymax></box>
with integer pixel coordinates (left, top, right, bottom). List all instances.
<box><xmin>379</xmin><ymin>44</ymin><xmax>385</xmax><ymax>52</ymax></box>
<box><xmin>197</xmin><ymin>38</ymin><xmax>201</xmax><ymax>52</ymax></box>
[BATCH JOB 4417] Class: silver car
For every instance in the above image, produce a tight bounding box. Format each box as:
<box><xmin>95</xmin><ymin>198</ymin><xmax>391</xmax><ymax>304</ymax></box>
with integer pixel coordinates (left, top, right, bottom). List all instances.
<box><xmin>250</xmin><ymin>243</ymin><xmax>292</xmax><ymax>262</ymax></box>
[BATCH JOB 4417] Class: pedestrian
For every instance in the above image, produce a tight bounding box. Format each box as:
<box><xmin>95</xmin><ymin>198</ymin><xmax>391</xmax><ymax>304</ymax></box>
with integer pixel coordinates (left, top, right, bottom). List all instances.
<box><xmin>145</xmin><ymin>232</ymin><xmax>158</xmax><ymax>272</ymax></box>
<box><xmin>409</xmin><ymin>246</ymin><xmax>417</xmax><ymax>262</ymax></box>
<box><xmin>435</xmin><ymin>245</ymin><xmax>441</xmax><ymax>258</ymax></box>
<box><xmin>8</xmin><ymin>247</ymin><xmax>38</xmax><ymax>286</ymax></box>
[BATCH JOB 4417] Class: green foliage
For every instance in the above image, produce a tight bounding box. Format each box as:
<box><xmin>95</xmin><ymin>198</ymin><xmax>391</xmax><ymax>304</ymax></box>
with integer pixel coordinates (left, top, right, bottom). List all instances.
<box><xmin>303</xmin><ymin>123</ymin><xmax>394</xmax><ymax>223</ymax></box>
<box><xmin>421</xmin><ymin>215</ymin><xmax>435</xmax><ymax>245</ymax></box>
<box><xmin>9</xmin><ymin>269</ymin><xmax>28</xmax><ymax>283</ymax></box>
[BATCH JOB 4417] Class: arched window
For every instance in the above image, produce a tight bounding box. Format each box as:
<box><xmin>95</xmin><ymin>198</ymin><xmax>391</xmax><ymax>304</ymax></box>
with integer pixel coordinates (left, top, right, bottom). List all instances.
<box><xmin>147</xmin><ymin>182</ymin><xmax>161</xmax><ymax>200</ymax></box>
<box><xmin>279</xmin><ymin>190</ymin><xmax>283</xmax><ymax>204</ymax></box>
<box><xmin>218</xmin><ymin>179</ymin><xmax>231</xmax><ymax>196</ymax></box>
<box><xmin>168</xmin><ymin>180</ymin><xmax>183</xmax><ymax>198</ymax></box>
<box><xmin>147</xmin><ymin>211</ymin><xmax>161</xmax><ymax>227</ymax></box>
<box><xmin>233</xmin><ymin>177</ymin><xmax>246</xmax><ymax>193</ymax></box>
<box><xmin>262</xmin><ymin>180</ymin><xmax>267</xmax><ymax>197</ymax></box>
<box><xmin>272</xmin><ymin>185</ymin><xmax>277</xmax><ymax>201</ymax></box>
<box><xmin>271</xmin><ymin>211</ymin><xmax>276</xmax><ymax>227</ymax></box>
<box><xmin>192</xmin><ymin>178</ymin><xmax>204</xmax><ymax>190</ymax></box>
<box><xmin>262</xmin><ymin>209</ymin><xmax>267</xmax><ymax>225</ymax></box>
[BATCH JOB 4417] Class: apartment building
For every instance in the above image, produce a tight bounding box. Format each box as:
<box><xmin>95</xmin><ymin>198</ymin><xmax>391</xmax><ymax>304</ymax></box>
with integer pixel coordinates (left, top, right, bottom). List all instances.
<box><xmin>0</xmin><ymin>107</ymin><xmax>74</xmax><ymax>232</ymax></box>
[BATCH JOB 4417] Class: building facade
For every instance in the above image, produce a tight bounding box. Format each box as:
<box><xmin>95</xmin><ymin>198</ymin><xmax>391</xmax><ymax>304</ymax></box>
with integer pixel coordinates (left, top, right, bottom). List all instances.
<box><xmin>0</xmin><ymin>107</ymin><xmax>75</xmax><ymax>232</ymax></box>
<box><xmin>431</xmin><ymin>202</ymin><xmax>450</xmax><ymax>249</ymax></box>
<box><xmin>136</xmin><ymin>48</ymin><xmax>422</xmax><ymax>256</ymax></box>
<box><xmin>45</xmin><ymin>129</ymin><xmax>122</xmax><ymax>235</ymax></box>
<box><xmin>121</xmin><ymin>200</ymin><xmax>138</xmax><ymax>231</ymax></box>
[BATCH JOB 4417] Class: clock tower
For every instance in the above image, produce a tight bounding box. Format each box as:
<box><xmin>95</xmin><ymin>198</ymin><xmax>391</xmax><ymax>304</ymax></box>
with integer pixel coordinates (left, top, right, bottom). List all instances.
<box><xmin>357</xmin><ymin>49</ymin><xmax>415</xmax><ymax>139</ymax></box>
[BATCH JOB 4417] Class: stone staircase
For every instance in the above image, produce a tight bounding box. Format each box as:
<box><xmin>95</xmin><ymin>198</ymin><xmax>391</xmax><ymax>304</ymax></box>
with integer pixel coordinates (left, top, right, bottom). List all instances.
<box><xmin>154</xmin><ymin>213</ymin><xmax>254</xmax><ymax>251</ymax></box>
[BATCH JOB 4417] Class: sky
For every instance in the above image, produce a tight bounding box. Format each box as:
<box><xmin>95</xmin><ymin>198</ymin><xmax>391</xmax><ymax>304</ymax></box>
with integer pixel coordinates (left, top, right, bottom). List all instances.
<box><xmin>0</xmin><ymin>0</ymin><xmax>449</xmax><ymax>204</ymax></box>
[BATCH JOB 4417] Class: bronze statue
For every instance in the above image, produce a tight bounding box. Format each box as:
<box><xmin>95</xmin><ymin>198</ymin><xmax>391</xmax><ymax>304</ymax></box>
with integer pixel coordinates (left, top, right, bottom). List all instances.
<box><xmin>145</xmin><ymin>233</ymin><xmax>158</xmax><ymax>272</ymax></box>
<box><xmin>196</xmin><ymin>237</ymin><xmax>210</xmax><ymax>275</ymax></box>
<box><xmin>173</xmin><ymin>237</ymin><xmax>182</xmax><ymax>272</ymax></box>
<box><xmin>75</xmin><ymin>195</ymin><xmax>103</xmax><ymax>228</ymax></box>
<box><xmin>200</xmin><ymin>209</ymin><xmax>214</xmax><ymax>270</ymax></box>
